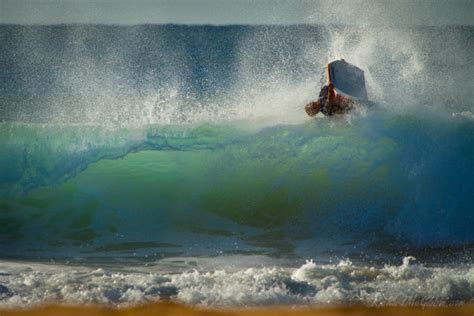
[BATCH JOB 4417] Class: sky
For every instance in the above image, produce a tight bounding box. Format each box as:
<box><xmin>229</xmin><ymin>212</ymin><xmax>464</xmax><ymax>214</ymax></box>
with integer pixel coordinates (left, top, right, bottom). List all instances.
<box><xmin>1</xmin><ymin>0</ymin><xmax>473</xmax><ymax>26</ymax></box>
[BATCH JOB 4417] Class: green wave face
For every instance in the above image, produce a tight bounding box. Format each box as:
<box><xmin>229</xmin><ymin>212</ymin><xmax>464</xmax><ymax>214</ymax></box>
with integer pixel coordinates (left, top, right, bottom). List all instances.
<box><xmin>1</xmin><ymin>113</ymin><xmax>473</xmax><ymax>260</ymax></box>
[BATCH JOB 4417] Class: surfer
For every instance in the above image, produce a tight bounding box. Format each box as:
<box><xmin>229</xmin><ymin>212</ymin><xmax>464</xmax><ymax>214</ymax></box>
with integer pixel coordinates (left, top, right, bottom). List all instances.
<box><xmin>305</xmin><ymin>82</ymin><xmax>354</xmax><ymax>117</ymax></box>
<box><xmin>305</xmin><ymin>59</ymin><xmax>369</xmax><ymax>117</ymax></box>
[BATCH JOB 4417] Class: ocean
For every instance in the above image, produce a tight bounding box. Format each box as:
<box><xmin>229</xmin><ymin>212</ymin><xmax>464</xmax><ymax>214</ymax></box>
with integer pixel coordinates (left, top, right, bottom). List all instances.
<box><xmin>0</xmin><ymin>24</ymin><xmax>473</xmax><ymax>308</ymax></box>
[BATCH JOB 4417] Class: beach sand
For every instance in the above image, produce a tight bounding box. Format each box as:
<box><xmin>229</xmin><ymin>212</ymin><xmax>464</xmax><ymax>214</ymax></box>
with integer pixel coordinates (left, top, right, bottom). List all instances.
<box><xmin>1</xmin><ymin>303</ymin><xmax>472</xmax><ymax>316</ymax></box>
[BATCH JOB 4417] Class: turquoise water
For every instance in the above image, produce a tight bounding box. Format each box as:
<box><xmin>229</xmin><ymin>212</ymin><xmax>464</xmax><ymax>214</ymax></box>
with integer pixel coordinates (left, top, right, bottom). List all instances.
<box><xmin>1</xmin><ymin>111</ymin><xmax>473</xmax><ymax>262</ymax></box>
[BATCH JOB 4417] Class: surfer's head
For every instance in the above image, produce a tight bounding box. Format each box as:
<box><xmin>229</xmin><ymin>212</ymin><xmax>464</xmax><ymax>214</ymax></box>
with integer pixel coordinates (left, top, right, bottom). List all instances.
<box><xmin>305</xmin><ymin>100</ymin><xmax>321</xmax><ymax>117</ymax></box>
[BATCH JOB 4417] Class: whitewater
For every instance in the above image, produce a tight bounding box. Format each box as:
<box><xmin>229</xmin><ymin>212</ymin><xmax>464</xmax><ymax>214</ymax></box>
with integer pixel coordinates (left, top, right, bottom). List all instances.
<box><xmin>0</xmin><ymin>24</ymin><xmax>473</xmax><ymax>308</ymax></box>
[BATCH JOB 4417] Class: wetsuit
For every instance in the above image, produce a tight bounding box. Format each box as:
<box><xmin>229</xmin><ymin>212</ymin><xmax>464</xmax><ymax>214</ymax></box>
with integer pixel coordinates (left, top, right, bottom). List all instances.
<box><xmin>318</xmin><ymin>84</ymin><xmax>353</xmax><ymax>116</ymax></box>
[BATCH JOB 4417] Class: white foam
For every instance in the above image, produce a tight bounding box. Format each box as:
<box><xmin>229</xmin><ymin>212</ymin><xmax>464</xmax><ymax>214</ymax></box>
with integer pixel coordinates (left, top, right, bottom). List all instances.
<box><xmin>0</xmin><ymin>257</ymin><xmax>472</xmax><ymax>308</ymax></box>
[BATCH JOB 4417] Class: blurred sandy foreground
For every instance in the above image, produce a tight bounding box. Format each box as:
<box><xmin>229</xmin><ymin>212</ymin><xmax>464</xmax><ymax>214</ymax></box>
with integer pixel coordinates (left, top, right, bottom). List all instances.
<box><xmin>1</xmin><ymin>303</ymin><xmax>473</xmax><ymax>316</ymax></box>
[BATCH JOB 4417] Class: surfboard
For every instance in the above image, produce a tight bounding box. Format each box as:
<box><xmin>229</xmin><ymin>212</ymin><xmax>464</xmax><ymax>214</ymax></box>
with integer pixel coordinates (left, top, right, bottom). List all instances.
<box><xmin>327</xmin><ymin>59</ymin><xmax>368</xmax><ymax>101</ymax></box>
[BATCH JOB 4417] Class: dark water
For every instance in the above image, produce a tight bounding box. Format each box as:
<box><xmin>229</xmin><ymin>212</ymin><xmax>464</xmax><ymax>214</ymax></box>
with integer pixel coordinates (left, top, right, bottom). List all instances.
<box><xmin>0</xmin><ymin>24</ymin><xmax>473</xmax><ymax>307</ymax></box>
